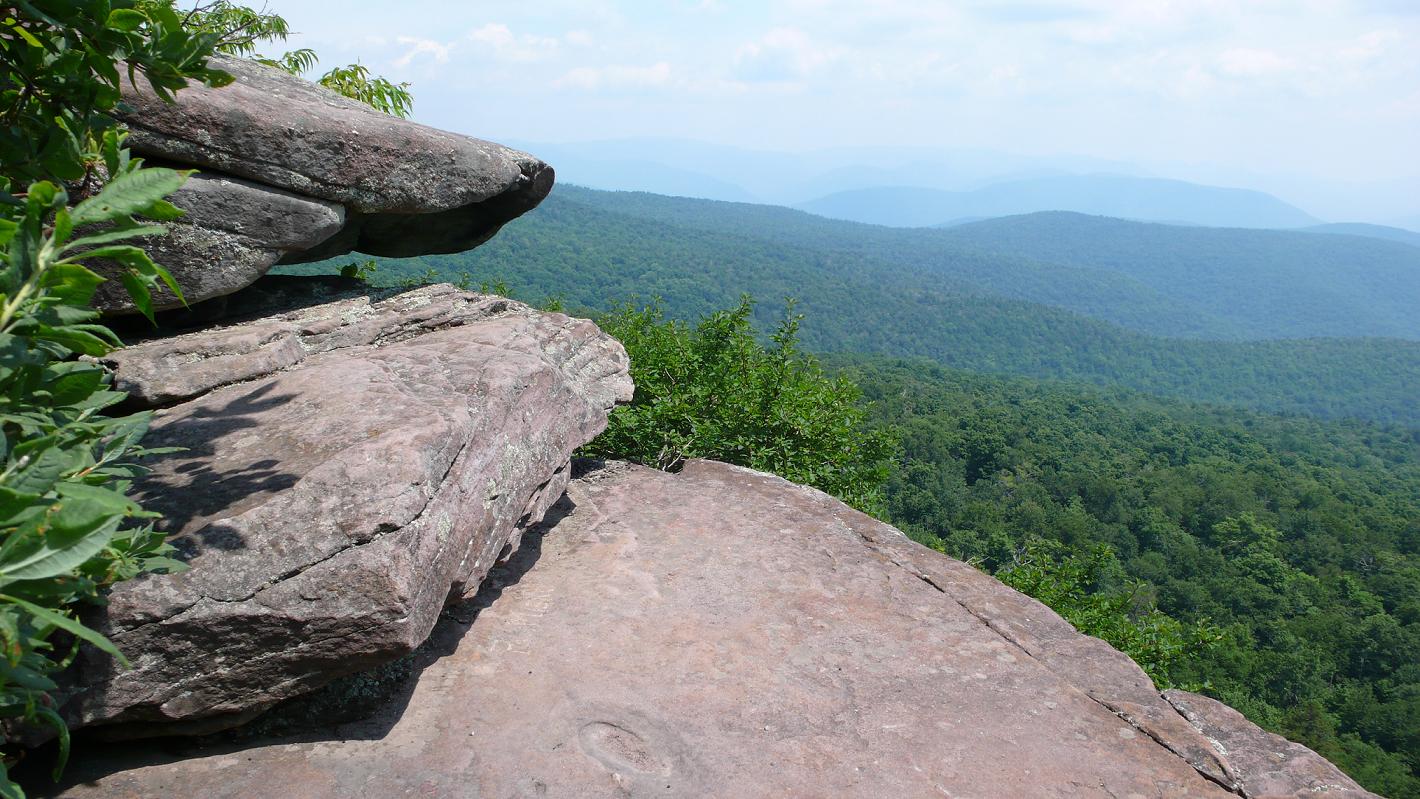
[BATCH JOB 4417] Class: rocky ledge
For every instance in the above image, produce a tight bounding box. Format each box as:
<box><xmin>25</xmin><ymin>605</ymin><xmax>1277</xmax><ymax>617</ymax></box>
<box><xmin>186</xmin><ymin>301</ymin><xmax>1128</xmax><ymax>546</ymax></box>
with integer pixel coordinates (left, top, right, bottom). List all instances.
<box><xmin>59</xmin><ymin>284</ymin><xmax>631</xmax><ymax>737</ymax></box>
<box><xmin>49</xmin><ymin>461</ymin><xmax>1375</xmax><ymax>798</ymax></box>
<box><xmin>98</xmin><ymin>56</ymin><xmax>553</xmax><ymax>313</ymax></box>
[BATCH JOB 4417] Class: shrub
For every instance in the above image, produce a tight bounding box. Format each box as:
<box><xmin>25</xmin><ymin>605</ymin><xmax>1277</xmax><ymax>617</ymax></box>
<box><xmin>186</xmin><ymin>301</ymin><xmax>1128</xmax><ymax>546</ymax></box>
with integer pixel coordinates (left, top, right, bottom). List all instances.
<box><xmin>995</xmin><ymin>538</ymin><xmax>1222</xmax><ymax>687</ymax></box>
<box><xmin>584</xmin><ymin>297</ymin><xmax>897</xmax><ymax>514</ymax></box>
<box><xmin>0</xmin><ymin>1</ymin><xmax>231</xmax><ymax>792</ymax></box>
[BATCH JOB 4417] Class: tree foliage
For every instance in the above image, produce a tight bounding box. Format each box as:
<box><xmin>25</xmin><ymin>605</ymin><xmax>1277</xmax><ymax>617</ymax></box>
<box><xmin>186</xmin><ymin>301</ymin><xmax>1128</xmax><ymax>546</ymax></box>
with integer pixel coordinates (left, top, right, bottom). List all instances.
<box><xmin>992</xmin><ymin>539</ymin><xmax>1222</xmax><ymax>686</ymax></box>
<box><xmin>583</xmin><ymin>298</ymin><xmax>897</xmax><ymax>514</ymax></box>
<box><xmin>847</xmin><ymin>357</ymin><xmax>1420</xmax><ymax>797</ymax></box>
<box><xmin>177</xmin><ymin>0</ymin><xmax>413</xmax><ymax>117</ymax></box>
<box><xmin>279</xmin><ymin>186</ymin><xmax>1420</xmax><ymax>427</ymax></box>
<box><xmin>0</xmin><ymin>0</ymin><xmax>231</xmax><ymax>187</ymax></box>
<box><xmin>0</xmin><ymin>1</ymin><xmax>230</xmax><ymax>793</ymax></box>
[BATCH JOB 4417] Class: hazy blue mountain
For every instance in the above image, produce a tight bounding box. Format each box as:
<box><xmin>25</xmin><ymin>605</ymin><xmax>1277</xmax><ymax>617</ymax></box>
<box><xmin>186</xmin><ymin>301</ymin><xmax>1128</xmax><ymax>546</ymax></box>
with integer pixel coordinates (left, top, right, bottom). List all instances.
<box><xmin>560</xmin><ymin>188</ymin><xmax>1419</xmax><ymax>340</ymax></box>
<box><xmin>796</xmin><ymin>175</ymin><xmax>1319</xmax><ymax>228</ymax></box>
<box><xmin>507</xmin><ymin>143</ymin><xmax>759</xmax><ymax>202</ymax></box>
<box><xmin>286</xmin><ymin>187</ymin><xmax>1420</xmax><ymax>425</ymax></box>
<box><xmin>934</xmin><ymin>211</ymin><xmax>1420</xmax><ymax>340</ymax></box>
<box><xmin>511</xmin><ymin>138</ymin><xmax>1147</xmax><ymax>204</ymax></box>
<box><xmin>1303</xmin><ymin>222</ymin><xmax>1420</xmax><ymax>249</ymax></box>
<box><xmin>1386</xmin><ymin>215</ymin><xmax>1420</xmax><ymax>233</ymax></box>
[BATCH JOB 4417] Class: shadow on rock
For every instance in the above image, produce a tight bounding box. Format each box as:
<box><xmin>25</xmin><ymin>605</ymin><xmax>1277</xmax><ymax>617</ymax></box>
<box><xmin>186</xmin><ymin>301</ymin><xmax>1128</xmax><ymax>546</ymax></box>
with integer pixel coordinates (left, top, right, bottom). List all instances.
<box><xmin>27</xmin><ymin>495</ymin><xmax>574</xmax><ymax>797</ymax></box>
<box><xmin>137</xmin><ymin>381</ymin><xmax>301</xmax><ymax>554</ymax></box>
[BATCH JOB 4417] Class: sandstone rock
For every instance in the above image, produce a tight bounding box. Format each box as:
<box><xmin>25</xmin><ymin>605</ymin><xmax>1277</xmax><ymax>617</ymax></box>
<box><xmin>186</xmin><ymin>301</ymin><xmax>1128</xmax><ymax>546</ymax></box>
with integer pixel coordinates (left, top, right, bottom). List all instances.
<box><xmin>1164</xmin><ymin>690</ymin><xmax>1379</xmax><ymax>798</ymax></box>
<box><xmin>96</xmin><ymin>56</ymin><xmax>554</xmax><ymax>314</ymax></box>
<box><xmin>47</xmin><ymin>461</ymin><xmax>1373</xmax><ymax>797</ymax></box>
<box><xmin>164</xmin><ymin>173</ymin><xmax>346</xmax><ymax>250</ymax></box>
<box><xmin>117</xmin><ymin>55</ymin><xmax>553</xmax><ymax>257</ymax></box>
<box><xmin>61</xmin><ymin>285</ymin><xmax>631</xmax><ymax>736</ymax></box>
<box><xmin>92</xmin><ymin>174</ymin><xmax>345</xmax><ymax>312</ymax></box>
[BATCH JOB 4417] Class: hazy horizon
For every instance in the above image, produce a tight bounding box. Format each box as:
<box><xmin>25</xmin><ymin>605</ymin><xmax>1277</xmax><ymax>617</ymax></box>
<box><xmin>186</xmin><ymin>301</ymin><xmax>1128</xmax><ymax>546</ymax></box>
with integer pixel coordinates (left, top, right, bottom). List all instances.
<box><xmin>265</xmin><ymin>0</ymin><xmax>1420</xmax><ymax>224</ymax></box>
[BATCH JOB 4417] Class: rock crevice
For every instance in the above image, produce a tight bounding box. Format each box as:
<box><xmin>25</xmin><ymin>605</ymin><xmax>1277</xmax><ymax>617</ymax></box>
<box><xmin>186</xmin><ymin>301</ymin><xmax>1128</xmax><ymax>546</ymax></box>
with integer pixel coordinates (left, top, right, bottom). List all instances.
<box><xmin>48</xmin><ymin>460</ymin><xmax>1377</xmax><ymax>798</ymax></box>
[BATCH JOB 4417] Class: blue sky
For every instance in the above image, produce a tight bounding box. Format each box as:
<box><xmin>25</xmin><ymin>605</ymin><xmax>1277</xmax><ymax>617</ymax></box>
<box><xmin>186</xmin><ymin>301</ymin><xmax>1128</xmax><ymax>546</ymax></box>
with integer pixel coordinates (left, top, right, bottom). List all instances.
<box><xmin>265</xmin><ymin>1</ymin><xmax>1418</xmax><ymax>209</ymax></box>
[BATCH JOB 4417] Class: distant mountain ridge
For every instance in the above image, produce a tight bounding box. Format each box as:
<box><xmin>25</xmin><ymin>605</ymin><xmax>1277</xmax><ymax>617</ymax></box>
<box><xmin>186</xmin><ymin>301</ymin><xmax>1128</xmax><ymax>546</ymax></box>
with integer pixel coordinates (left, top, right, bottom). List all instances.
<box><xmin>934</xmin><ymin>211</ymin><xmax>1420</xmax><ymax>340</ymax></box>
<box><xmin>1303</xmin><ymin>222</ymin><xmax>1420</xmax><ymax>249</ymax></box>
<box><xmin>796</xmin><ymin>175</ymin><xmax>1319</xmax><ymax>229</ymax></box>
<box><xmin>283</xmin><ymin>186</ymin><xmax>1420</xmax><ymax>426</ymax></box>
<box><xmin>564</xmin><ymin>188</ymin><xmax>1420</xmax><ymax>341</ymax></box>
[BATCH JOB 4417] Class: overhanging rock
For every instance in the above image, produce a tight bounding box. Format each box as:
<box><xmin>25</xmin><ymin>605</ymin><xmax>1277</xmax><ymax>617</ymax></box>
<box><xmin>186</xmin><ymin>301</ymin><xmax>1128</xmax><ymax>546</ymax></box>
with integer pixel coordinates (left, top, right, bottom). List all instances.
<box><xmin>101</xmin><ymin>56</ymin><xmax>553</xmax><ymax>313</ymax></box>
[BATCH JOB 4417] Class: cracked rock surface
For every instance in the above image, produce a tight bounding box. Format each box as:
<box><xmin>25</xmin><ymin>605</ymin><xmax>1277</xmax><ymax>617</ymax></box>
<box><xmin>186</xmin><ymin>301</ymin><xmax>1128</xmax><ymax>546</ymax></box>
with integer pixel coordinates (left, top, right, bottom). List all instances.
<box><xmin>50</xmin><ymin>460</ymin><xmax>1373</xmax><ymax>797</ymax></box>
<box><xmin>101</xmin><ymin>55</ymin><xmax>553</xmax><ymax>313</ymax></box>
<box><xmin>60</xmin><ymin>285</ymin><xmax>631</xmax><ymax>738</ymax></box>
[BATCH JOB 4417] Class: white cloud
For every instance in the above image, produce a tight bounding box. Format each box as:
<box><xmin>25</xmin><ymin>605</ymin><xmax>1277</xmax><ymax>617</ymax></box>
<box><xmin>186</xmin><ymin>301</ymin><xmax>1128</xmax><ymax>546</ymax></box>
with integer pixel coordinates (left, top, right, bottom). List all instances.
<box><xmin>733</xmin><ymin>27</ymin><xmax>840</xmax><ymax>82</ymax></box>
<box><xmin>393</xmin><ymin>36</ymin><xmax>453</xmax><ymax>67</ymax></box>
<box><xmin>1217</xmin><ymin>47</ymin><xmax>1295</xmax><ymax>77</ymax></box>
<box><xmin>1338</xmin><ymin>29</ymin><xmax>1399</xmax><ymax>61</ymax></box>
<box><xmin>554</xmin><ymin>61</ymin><xmax>673</xmax><ymax>90</ymax></box>
<box><xmin>468</xmin><ymin>23</ymin><xmax>561</xmax><ymax>62</ymax></box>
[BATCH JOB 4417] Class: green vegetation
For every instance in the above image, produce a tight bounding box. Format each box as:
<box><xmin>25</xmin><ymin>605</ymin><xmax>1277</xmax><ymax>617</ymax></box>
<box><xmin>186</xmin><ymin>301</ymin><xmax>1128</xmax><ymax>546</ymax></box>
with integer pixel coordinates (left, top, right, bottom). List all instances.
<box><xmin>8</xmin><ymin>1</ymin><xmax>1410</xmax><ymax>794</ymax></box>
<box><xmin>841</xmin><ymin>357</ymin><xmax>1420</xmax><ymax>797</ymax></box>
<box><xmin>0</xmin><ymin>1</ymin><xmax>229</xmax><ymax>792</ymax></box>
<box><xmin>936</xmin><ymin>211</ymin><xmax>1420</xmax><ymax>341</ymax></box>
<box><xmin>0</xmin><ymin>1</ymin><xmax>409</xmax><ymax>793</ymax></box>
<box><xmin>282</xmin><ymin>186</ymin><xmax>1420</xmax><ymax>427</ymax></box>
<box><xmin>544</xmin><ymin>186</ymin><xmax>1420</xmax><ymax>341</ymax></box>
<box><xmin>377</xmin><ymin>260</ymin><xmax>1420</xmax><ymax>792</ymax></box>
<box><xmin>991</xmin><ymin>540</ymin><xmax>1221</xmax><ymax>688</ymax></box>
<box><xmin>583</xmin><ymin>299</ymin><xmax>896</xmax><ymax>514</ymax></box>
<box><xmin>181</xmin><ymin>0</ymin><xmax>413</xmax><ymax>116</ymax></box>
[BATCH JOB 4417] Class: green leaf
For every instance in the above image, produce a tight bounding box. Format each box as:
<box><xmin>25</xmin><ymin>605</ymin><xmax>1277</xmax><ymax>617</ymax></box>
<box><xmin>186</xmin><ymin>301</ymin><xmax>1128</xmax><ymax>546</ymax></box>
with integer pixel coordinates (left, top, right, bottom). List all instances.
<box><xmin>119</xmin><ymin>271</ymin><xmax>154</xmax><ymax>323</ymax></box>
<box><xmin>42</xmin><ymin>362</ymin><xmax>105</xmax><ymax>406</ymax></box>
<box><xmin>0</xmin><ymin>763</ymin><xmax>23</xmax><ymax>799</ymax></box>
<box><xmin>106</xmin><ymin>7</ymin><xmax>146</xmax><ymax>31</ymax></box>
<box><xmin>69</xmin><ymin>168</ymin><xmax>187</xmax><ymax>226</ymax></box>
<box><xmin>4</xmin><ymin>443</ymin><xmax>69</xmax><ymax>497</ymax></box>
<box><xmin>0</xmin><ymin>498</ymin><xmax>123</xmax><ymax>583</ymax></box>
<box><xmin>141</xmin><ymin>199</ymin><xmax>185</xmax><ymax>222</ymax></box>
<box><xmin>0</xmin><ymin>595</ymin><xmax>126</xmax><ymax>664</ymax></box>
<box><xmin>32</xmin><ymin>322</ymin><xmax>115</xmax><ymax>357</ymax></box>
<box><xmin>34</xmin><ymin>704</ymin><xmax>71</xmax><ymax>781</ymax></box>
<box><xmin>9</xmin><ymin>22</ymin><xmax>41</xmax><ymax>47</ymax></box>
<box><xmin>40</xmin><ymin>262</ymin><xmax>106</xmax><ymax>306</ymax></box>
<box><xmin>54</xmin><ymin>482</ymin><xmax>140</xmax><ymax>515</ymax></box>
<box><xmin>61</xmin><ymin>223</ymin><xmax>167</xmax><ymax>252</ymax></box>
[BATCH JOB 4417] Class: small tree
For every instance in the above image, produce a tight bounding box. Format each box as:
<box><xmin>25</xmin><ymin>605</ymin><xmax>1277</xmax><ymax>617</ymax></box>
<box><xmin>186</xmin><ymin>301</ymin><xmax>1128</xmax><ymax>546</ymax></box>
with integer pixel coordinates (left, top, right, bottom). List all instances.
<box><xmin>179</xmin><ymin>1</ymin><xmax>414</xmax><ymax>117</ymax></box>
<box><xmin>585</xmin><ymin>297</ymin><xmax>897</xmax><ymax>514</ymax></box>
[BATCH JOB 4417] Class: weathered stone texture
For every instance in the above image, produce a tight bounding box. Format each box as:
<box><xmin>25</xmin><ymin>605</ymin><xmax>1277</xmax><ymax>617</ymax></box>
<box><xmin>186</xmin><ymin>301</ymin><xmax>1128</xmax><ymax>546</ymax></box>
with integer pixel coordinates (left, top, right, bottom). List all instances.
<box><xmin>99</xmin><ymin>56</ymin><xmax>553</xmax><ymax>313</ymax></box>
<box><xmin>62</xmin><ymin>285</ymin><xmax>630</xmax><ymax>737</ymax></box>
<box><xmin>49</xmin><ymin>460</ymin><xmax>1377</xmax><ymax>798</ymax></box>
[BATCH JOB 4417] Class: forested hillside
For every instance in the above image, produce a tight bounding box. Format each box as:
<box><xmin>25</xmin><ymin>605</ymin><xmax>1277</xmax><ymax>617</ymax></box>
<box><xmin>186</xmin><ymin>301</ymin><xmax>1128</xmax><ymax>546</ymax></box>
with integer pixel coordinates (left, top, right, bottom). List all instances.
<box><xmin>938</xmin><ymin>212</ymin><xmax>1420</xmax><ymax>341</ymax></box>
<box><xmin>277</xmin><ymin>181</ymin><xmax>1420</xmax><ymax>794</ymax></box>
<box><xmin>279</xmin><ymin>186</ymin><xmax>1420</xmax><ymax>427</ymax></box>
<box><xmin>560</xmin><ymin>187</ymin><xmax>1420</xmax><ymax>341</ymax></box>
<box><xmin>838</xmin><ymin>358</ymin><xmax>1420</xmax><ymax>797</ymax></box>
<box><xmin>1306</xmin><ymin>222</ymin><xmax>1420</xmax><ymax>249</ymax></box>
<box><xmin>795</xmin><ymin>174</ymin><xmax>1318</xmax><ymax>229</ymax></box>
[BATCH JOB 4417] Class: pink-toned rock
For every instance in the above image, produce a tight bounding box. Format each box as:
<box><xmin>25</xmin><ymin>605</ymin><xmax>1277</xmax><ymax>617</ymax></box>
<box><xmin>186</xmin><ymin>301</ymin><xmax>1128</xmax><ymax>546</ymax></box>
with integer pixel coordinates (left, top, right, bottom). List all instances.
<box><xmin>117</xmin><ymin>55</ymin><xmax>552</xmax><ymax>257</ymax></box>
<box><xmin>47</xmin><ymin>461</ymin><xmax>1374</xmax><ymax>797</ymax></box>
<box><xmin>1165</xmin><ymin>690</ymin><xmax>1379</xmax><ymax>798</ymax></box>
<box><xmin>99</xmin><ymin>56</ymin><xmax>554</xmax><ymax>313</ymax></box>
<box><xmin>60</xmin><ymin>285</ymin><xmax>631</xmax><ymax>738</ymax></box>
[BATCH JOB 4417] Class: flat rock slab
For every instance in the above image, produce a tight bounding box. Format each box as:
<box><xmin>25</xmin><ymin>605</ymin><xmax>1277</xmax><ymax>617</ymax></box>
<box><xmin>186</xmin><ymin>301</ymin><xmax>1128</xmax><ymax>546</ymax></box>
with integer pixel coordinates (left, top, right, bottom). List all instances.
<box><xmin>49</xmin><ymin>461</ymin><xmax>1372</xmax><ymax>798</ymax></box>
<box><xmin>61</xmin><ymin>286</ymin><xmax>630</xmax><ymax>737</ymax></box>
